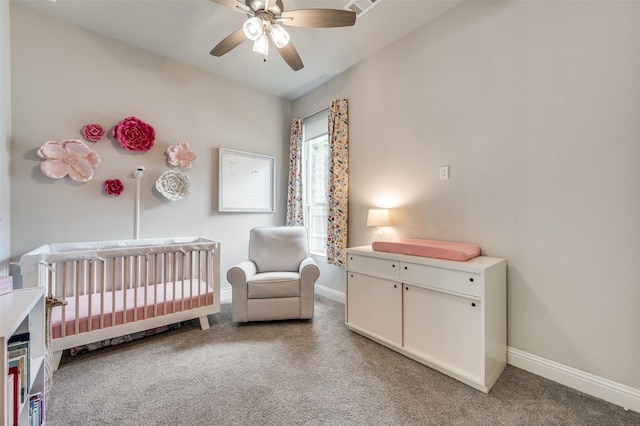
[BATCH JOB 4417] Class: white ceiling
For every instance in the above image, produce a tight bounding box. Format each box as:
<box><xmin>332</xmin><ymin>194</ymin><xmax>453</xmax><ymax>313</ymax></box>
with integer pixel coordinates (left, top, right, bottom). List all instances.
<box><xmin>15</xmin><ymin>0</ymin><xmax>463</xmax><ymax>100</ymax></box>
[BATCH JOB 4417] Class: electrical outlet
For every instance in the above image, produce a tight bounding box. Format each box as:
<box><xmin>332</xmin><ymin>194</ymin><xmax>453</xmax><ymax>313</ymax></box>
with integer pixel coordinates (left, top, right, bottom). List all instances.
<box><xmin>439</xmin><ymin>166</ymin><xmax>449</xmax><ymax>180</ymax></box>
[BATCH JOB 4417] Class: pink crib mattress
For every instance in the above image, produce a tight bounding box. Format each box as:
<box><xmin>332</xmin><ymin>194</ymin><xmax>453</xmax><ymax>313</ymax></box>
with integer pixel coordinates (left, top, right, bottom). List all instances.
<box><xmin>372</xmin><ymin>239</ymin><xmax>480</xmax><ymax>261</ymax></box>
<box><xmin>51</xmin><ymin>280</ymin><xmax>214</xmax><ymax>339</ymax></box>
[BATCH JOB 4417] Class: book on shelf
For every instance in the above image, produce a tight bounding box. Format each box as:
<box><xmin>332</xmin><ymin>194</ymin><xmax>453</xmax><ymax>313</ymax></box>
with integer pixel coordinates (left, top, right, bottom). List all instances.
<box><xmin>9</xmin><ymin>355</ymin><xmax>28</xmax><ymax>404</ymax></box>
<box><xmin>7</xmin><ymin>332</ymin><xmax>31</xmax><ymax>402</ymax></box>
<box><xmin>8</xmin><ymin>351</ymin><xmax>28</xmax><ymax>404</ymax></box>
<box><xmin>29</xmin><ymin>392</ymin><xmax>44</xmax><ymax>426</ymax></box>
<box><xmin>7</xmin><ymin>374</ymin><xmax>15</xmax><ymax>426</ymax></box>
<box><xmin>8</xmin><ymin>365</ymin><xmax>20</xmax><ymax>426</ymax></box>
<box><xmin>7</xmin><ymin>332</ymin><xmax>30</xmax><ymax>346</ymax></box>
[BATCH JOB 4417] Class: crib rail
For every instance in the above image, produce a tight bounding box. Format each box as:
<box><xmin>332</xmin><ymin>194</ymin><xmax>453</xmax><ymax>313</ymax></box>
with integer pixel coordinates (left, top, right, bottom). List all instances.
<box><xmin>42</xmin><ymin>248</ymin><xmax>213</xmax><ymax>337</ymax></box>
<box><xmin>21</xmin><ymin>237</ymin><xmax>220</xmax><ymax>340</ymax></box>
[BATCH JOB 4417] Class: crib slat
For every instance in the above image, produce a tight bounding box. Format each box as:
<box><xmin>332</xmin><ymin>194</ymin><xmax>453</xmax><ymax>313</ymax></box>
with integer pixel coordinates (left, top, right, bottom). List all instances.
<box><xmin>87</xmin><ymin>260</ymin><xmax>92</xmax><ymax>333</ymax></box>
<box><xmin>61</xmin><ymin>262</ymin><xmax>66</xmax><ymax>338</ymax></box>
<box><xmin>143</xmin><ymin>254</ymin><xmax>149</xmax><ymax>320</ymax></box>
<box><xmin>188</xmin><ymin>250</ymin><xmax>193</xmax><ymax>310</ymax></box>
<box><xmin>172</xmin><ymin>252</ymin><xmax>177</xmax><ymax>314</ymax></box>
<box><xmin>206</xmin><ymin>249</ymin><xmax>211</xmax><ymax>306</ymax></box>
<box><xmin>100</xmin><ymin>259</ymin><xmax>106</xmax><ymax>329</ymax></box>
<box><xmin>210</xmin><ymin>249</ymin><xmax>214</xmax><ymax>306</ymax></box>
<box><xmin>196</xmin><ymin>251</ymin><xmax>202</xmax><ymax>308</ymax></box>
<box><xmin>153</xmin><ymin>253</ymin><xmax>158</xmax><ymax>318</ymax></box>
<box><xmin>133</xmin><ymin>255</ymin><xmax>138</xmax><ymax>323</ymax></box>
<box><xmin>203</xmin><ymin>250</ymin><xmax>208</xmax><ymax>307</ymax></box>
<box><xmin>46</xmin><ymin>265</ymin><xmax>53</xmax><ymax>300</ymax></box>
<box><xmin>172</xmin><ymin>252</ymin><xmax>175</xmax><ymax>312</ymax></box>
<box><xmin>126</xmin><ymin>256</ymin><xmax>130</xmax><ymax>324</ymax></box>
<box><xmin>163</xmin><ymin>252</ymin><xmax>168</xmax><ymax>316</ymax></box>
<box><xmin>112</xmin><ymin>258</ymin><xmax>117</xmax><ymax>328</ymax></box>
<box><xmin>74</xmin><ymin>261</ymin><xmax>80</xmax><ymax>335</ymax></box>
<box><xmin>180</xmin><ymin>252</ymin><xmax>182</xmax><ymax>311</ymax></box>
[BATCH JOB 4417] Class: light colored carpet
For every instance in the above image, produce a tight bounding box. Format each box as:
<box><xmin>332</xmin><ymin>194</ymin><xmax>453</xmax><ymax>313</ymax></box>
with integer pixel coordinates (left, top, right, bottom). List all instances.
<box><xmin>47</xmin><ymin>296</ymin><xmax>640</xmax><ymax>425</ymax></box>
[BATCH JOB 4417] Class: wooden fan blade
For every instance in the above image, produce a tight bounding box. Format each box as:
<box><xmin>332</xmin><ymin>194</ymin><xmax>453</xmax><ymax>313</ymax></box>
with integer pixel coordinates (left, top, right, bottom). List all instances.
<box><xmin>209</xmin><ymin>0</ymin><xmax>250</xmax><ymax>13</ymax></box>
<box><xmin>279</xmin><ymin>9</ymin><xmax>356</xmax><ymax>28</ymax></box>
<box><xmin>210</xmin><ymin>28</ymin><xmax>247</xmax><ymax>56</ymax></box>
<box><xmin>277</xmin><ymin>42</ymin><xmax>304</xmax><ymax>71</ymax></box>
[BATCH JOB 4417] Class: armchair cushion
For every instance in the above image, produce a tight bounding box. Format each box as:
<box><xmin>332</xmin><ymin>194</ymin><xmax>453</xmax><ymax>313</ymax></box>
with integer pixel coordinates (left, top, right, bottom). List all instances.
<box><xmin>249</xmin><ymin>226</ymin><xmax>309</xmax><ymax>273</ymax></box>
<box><xmin>247</xmin><ymin>272</ymin><xmax>300</xmax><ymax>299</ymax></box>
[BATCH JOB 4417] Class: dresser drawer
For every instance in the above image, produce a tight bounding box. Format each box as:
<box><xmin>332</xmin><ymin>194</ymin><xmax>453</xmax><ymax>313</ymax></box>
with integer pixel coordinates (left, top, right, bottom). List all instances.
<box><xmin>399</xmin><ymin>262</ymin><xmax>482</xmax><ymax>297</ymax></box>
<box><xmin>347</xmin><ymin>254</ymin><xmax>399</xmax><ymax>280</ymax></box>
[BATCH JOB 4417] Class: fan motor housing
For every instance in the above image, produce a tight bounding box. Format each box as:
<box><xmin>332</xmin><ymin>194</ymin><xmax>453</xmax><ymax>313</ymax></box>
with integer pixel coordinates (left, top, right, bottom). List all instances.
<box><xmin>247</xmin><ymin>0</ymin><xmax>284</xmax><ymax>15</ymax></box>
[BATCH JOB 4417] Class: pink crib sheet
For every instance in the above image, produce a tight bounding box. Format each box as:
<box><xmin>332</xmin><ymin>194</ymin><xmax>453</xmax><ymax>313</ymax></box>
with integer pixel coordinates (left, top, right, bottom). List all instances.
<box><xmin>372</xmin><ymin>239</ymin><xmax>480</xmax><ymax>261</ymax></box>
<box><xmin>51</xmin><ymin>280</ymin><xmax>214</xmax><ymax>339</ymax></box>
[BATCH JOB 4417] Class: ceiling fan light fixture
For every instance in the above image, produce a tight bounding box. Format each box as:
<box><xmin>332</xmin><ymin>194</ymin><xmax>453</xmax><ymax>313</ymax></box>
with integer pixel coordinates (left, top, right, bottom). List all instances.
<box><xmin>253</xmin><ymin>33</ymin><xmax>269</xmax><ymax>56</ymax></box>
<box><xmin>270</xmin><ymin>24</ymin><xmax>290</xmax><ymax>48</ymax></box>
<box><xmin>243</xmin><ymin>17</ymin><xmax>263</xmax><ymax>41</ymax></box>
<box><xmin>210</xmin><ymin>0</ymin><xmax>356</xmax><ymax>71</ymax></box>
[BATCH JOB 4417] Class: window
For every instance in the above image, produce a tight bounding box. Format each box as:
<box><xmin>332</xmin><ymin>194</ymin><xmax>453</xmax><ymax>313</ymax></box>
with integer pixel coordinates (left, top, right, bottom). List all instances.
<box><xmin>303</xmin><ymin>110</ymin><xmax>329</xmax><ymax>257</ymax></box>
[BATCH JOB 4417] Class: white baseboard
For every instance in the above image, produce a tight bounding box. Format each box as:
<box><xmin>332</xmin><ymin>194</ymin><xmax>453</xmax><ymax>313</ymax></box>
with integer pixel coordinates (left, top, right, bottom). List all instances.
<box><xmin>220</xmin><ymin>287</ymin><xmax>232</xmax><ymax>303</ymax></box>
<box><xmin>508</xmin><ymin>347</ymin><xmax>640</xmax><ymax>414</ymax></box>
<box><xmin>315</xmin><ymin>284</ymin><xmax>345</xmax><ymax>304</ymax></box>
<box><xmin>218</xmin><ymin>287</ymin><xmax>639</xmax><ymax>413</ymax></box>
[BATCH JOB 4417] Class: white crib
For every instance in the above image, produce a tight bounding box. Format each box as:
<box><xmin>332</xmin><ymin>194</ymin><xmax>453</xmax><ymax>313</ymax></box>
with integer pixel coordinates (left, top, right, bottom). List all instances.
<box><xmin>20</xmin><ymin>237</ymin><xmax>220</xmax><ymax>370</ymax></box>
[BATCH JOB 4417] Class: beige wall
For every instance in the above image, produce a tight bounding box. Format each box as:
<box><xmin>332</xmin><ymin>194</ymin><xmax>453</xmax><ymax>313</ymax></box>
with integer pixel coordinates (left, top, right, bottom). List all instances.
<box><xmin>9</xmin><ymin>4</ymin><xmax>290</xmax><ymax>287</ymax></box>
<box><xmin>293</xmin><ymin>1</ymin><xmax>640</xmax><ymax>389</ymax></box>
<box><xmin>0</xmin><ymin>1</ymin><xmax>11</xmax><ymax>276</ymax></box>
<box><xmin>8</xmin><ymin>0</ymin><xmax>640</xmax><ymax>401</ymax></box>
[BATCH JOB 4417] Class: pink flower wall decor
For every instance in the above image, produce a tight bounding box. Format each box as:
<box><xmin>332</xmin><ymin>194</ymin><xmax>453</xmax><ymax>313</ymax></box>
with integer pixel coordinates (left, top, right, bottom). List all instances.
<box><xmin>104</xmin><ymin>179</ymin><xmax>124</xmax><ymax>196</ymax></box>
<box><xmin>166</xmin><ymin>142</ymin><xmax>196</xmax><ymax>169</ymax></box>
<box><xmin>37</xmin><ymin>140</ymin><xmax>101</xmax><ymax>182</ymax></box>
<box><xmin>113</xmin><ymin>116</ymin><xmax>155</xmax><ymax>152</ymax></box>
<box><xmin>81</xmin><ymin>124</ymin><xmax>105</xmax><ymax>142</ymax></box>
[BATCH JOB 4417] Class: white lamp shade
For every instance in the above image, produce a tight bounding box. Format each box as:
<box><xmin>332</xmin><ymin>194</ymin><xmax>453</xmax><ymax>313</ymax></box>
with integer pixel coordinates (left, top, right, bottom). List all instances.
<box><xmin>253</xmin><ymin>33</ymin><xmax>269</xmax><ymax>55</ymax></box>
<box><xmin>270</xmin><ymin>24</ymin><xmax>290</xmax><ymax>48</ymax></box>
<box><xmin>243</xmin><ymin>17</ymin><xmax>263</xmax><ymax>41</ymax></box>
<box><xmin>367</xmin><ymin>208</ymin><xmax>391</xmax><ymax>227</ymax></box>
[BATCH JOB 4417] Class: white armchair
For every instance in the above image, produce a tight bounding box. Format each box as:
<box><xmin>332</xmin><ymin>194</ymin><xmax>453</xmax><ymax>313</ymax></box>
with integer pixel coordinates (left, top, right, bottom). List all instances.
<box><xmin>226</xmin><ymin>226</ymin><xmax>320</xmax><ymax>322</ymax></box>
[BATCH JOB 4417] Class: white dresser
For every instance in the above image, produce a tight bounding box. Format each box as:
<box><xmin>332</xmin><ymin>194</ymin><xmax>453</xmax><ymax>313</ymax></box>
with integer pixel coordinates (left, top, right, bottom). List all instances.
<box><xmin>345</xmin><ymin>246</ymin><xmax>507</xmax><ymax>392</ymax></box>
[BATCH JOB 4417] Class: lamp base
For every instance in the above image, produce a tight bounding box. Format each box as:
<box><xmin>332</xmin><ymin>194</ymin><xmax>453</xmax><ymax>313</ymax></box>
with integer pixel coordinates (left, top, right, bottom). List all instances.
<box><xmin>372</xmin><ymin>227</ymin><xmax>386</xmax><ymax>242</ymax></box>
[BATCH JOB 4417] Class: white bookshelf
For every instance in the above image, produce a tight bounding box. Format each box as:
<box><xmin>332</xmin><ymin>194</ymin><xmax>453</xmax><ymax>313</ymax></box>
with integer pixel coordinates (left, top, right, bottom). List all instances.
<box><xmin>1</xmin><ymin>287</ymin><xmax>45</xmax><ymax>426</ymax></box>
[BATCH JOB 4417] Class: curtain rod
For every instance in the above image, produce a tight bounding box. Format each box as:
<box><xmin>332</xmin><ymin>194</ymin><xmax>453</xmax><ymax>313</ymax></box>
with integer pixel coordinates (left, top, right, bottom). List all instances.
<box><xmin>303</xmin><ymin>105</ymin><xmax>329</xmax><ymax>119</ymax></box>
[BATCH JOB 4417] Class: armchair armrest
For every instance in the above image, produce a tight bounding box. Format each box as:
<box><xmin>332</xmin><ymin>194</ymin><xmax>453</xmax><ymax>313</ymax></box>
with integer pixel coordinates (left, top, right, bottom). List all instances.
<box><xmin>299</xmin><ymin>257</ymin><xmax>320</xmax><ymax>319</ymax></box>
<box><xmin>299</xmin><ymin>257</ymin><xmax>320</xmax><ymax>284</ymax></box>
<box><xmin>226</xmin><ymin>260</ymin><xmax>257</xmax><ymax>286</ymax></box>
<box><xmin>226</xmin><ymin>260</ymin><xmax>257</xmax><ymax>322</ymax></box>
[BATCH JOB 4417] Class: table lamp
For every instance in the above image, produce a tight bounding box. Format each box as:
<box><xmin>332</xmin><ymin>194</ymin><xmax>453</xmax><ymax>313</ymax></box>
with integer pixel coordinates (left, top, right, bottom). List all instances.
<box><xmin>367</xmin><ymin>208</ymin><xmax>391</xmax><ymax>241</ymax></box>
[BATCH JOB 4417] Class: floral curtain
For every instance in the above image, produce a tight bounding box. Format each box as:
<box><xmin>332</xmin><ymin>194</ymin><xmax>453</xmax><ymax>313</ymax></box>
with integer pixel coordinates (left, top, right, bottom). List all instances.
<box><xmin>327</xmin><ymin>99</ymin><xmax>349</xmax><ymax>266</ymax></box>
<box><xmin>286</xmin><ymin>117</ymin><xmax>304</xmax><ymax>226</ymax></box>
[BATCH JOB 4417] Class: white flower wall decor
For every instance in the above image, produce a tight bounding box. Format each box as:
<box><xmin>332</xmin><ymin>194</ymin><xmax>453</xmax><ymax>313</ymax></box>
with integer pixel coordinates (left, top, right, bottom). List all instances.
<box><xmin>155</xmin><ymin>170</ymin><xmax>191</xmax><ymax>201</ymax></box>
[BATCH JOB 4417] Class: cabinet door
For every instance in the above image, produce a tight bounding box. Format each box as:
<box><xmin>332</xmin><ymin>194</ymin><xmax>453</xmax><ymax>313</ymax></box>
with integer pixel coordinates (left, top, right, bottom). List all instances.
<box><xmin>346</xmin><ymin>272</ymin><xmax>402</xmax><ymax>346</ymax></box>
<box><xmin>403</xmin><ymin>284</ymin><xmax>482</xmax><ymax>382</ymax></box>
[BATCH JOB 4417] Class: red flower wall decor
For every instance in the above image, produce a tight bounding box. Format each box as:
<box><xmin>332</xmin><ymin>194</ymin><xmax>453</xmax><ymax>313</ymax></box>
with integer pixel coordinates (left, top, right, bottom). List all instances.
<box><xmin>104</xmin><ymin>179</ymin><xmax>124</xmax><ymax>196</ymax></box>
<box><xmin>113</xmin><ymin>116</ymin><xmax>155</xmax><ymax>152</ymax></box>
<box><xmin>81</xmin><ymin>124</ymin><xmax>105</xmax><ymax>142</ymax></box>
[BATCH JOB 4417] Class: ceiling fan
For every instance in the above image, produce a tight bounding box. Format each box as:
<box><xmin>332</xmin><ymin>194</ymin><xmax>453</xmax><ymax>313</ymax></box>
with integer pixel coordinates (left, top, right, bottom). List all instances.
<box><xmin>209</xmin><ymin>0</ymin><xmax>357</xmax><ymax>71</ymax></box>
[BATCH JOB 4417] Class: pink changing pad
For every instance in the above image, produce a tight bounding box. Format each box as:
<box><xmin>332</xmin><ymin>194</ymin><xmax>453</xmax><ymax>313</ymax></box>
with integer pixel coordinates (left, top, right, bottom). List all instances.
<box><xmin>372</xmin><ymin>239</ymin><xmax>480</xmax><ymax>261</ymax></box>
